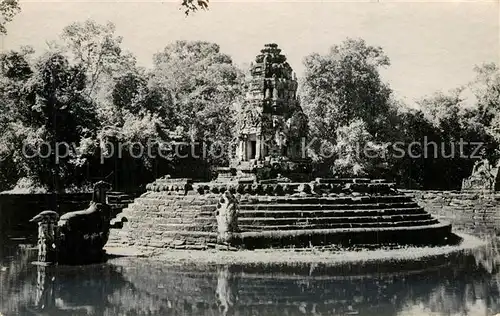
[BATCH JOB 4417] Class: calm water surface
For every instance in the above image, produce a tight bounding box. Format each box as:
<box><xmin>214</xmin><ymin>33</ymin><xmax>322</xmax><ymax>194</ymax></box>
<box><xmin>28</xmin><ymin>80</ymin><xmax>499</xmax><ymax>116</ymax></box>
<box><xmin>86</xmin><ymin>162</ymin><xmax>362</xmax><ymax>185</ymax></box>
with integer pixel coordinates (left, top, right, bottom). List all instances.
<box><xmin>0</xmin><ymin>230</ymin><xmax>499</xmax><ymax>316</ymax></box>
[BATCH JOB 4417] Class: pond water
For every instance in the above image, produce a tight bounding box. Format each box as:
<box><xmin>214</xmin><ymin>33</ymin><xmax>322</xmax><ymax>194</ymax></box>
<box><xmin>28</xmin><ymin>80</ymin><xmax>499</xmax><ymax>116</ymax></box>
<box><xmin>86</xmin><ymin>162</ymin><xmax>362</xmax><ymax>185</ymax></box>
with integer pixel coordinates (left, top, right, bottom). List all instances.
<box><xmin>0</xmin><ymin>229</ymin><xmax>499</xmax><ymax>316</ymax></box>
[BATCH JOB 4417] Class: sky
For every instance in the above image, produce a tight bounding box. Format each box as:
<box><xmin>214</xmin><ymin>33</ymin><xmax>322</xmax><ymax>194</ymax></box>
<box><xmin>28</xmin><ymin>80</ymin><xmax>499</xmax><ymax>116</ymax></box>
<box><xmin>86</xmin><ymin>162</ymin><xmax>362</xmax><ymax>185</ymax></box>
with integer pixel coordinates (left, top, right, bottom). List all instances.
<box><xmin>2</xmin><ymin>0</ymin><xmax>499</xmax><ymax>104</ymax></box>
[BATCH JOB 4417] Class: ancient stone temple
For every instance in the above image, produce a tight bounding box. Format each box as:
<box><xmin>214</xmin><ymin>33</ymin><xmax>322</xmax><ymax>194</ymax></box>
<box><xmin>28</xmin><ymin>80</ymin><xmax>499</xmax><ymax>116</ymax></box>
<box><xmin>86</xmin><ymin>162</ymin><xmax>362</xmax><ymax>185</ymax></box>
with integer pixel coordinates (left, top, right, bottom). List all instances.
<box><xmin>228</xmin><ymin>43</ymin><xmax>310</xmax><ymax>182</ymax></box>
<box><xmin>107</xmin><ymin>44</ymin><xmax>456</xmax><ymax>251</ymax></box>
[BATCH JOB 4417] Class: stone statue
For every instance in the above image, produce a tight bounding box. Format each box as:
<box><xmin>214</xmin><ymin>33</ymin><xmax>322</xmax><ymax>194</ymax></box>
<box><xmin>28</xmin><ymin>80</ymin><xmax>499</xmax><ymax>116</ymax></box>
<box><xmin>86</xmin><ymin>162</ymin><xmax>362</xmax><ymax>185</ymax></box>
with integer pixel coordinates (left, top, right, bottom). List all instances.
<box><xmin>271</xmin><ymin>63</ymin><xmax>279</xmax><ymax>76</ymax></box>
<box><xmin>263</xmin><ymin>54</ymin><xmax>271</xmax><ymax>77</ymax></box>
<box><xmin>272</xmin><ymin>78</ymin><xmax>279</xmax><ymax>100</ymax></box>
<box><xmin>271</xmin><ymin>115</ymin><xmax>288</xmax><ymax>154</ymax></box>
<box><xmin>30</xmin><ymin>210</ymin><xmax>59</xmax><ymax>264</ymax></box>
<box><xmin>30</xmin><ymin>181</ymin><xmax>114</xmax><ymax>265</ymax></box>
<box><xmin>215</xmin><ymin>191</ymin><xmax>239</xmax><ymax>245</ymax></box>
<box><xmin>264</xmin><ymin>79</ymin><xmax>272</xmax><ymax>99</ymax></box>
<box><xmin>462</xmin><ymin>159</ymin><xmax>499</xmax><ymax>192</ymax></box>
<box><xmin>283</xmin><ymin>80</ymin><xmax>289</xmax><ymax>100</ymax></box>
<box><xmin>289</xmin><ymin>79</ymin><xmax>298</xmax><ymax>99</ymax></box>
<box><xmin>57</xmin><ymin>181</ymin><xmax>113</xmax><ymax>264</ymax></box>
<box><xmin>276</xmin><ymin>77</ymin><xmax>284</xmax><ymax>91</ymax></box>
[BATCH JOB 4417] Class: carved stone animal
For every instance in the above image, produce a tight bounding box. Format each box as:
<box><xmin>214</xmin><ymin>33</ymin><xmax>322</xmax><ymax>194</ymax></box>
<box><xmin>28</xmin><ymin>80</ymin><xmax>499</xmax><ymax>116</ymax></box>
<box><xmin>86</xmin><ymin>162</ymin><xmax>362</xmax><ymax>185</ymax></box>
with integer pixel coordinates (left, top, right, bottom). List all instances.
<box><xmin>57</xmin><ymin>201</ymin><xmax>112</xmax><ymax>264</ymax></box>
<box><xmin>29</xmin><ymin>181</ymin><xmax>114</xmax><ymax>264</ymax></box>
<box><xmin>215</xmin><ymin>191</ymin><xmax>239</xmax><ymax>245</ymax></box>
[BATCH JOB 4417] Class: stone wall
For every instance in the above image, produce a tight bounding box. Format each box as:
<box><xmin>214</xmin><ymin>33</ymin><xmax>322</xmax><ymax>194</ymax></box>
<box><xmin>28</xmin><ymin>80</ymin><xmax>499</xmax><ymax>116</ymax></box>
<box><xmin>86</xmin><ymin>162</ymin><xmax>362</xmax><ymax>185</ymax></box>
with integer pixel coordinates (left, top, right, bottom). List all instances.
<box><xmin>0</xmin><ymin>193</ymin><xmax>91</xmax><ymax>236</ymax></box>
<box><xmin>0</xmin><ymin>192</ymin><xmax>133</xmax><ymax>238</ymax></box>
<box><xmin>403</xmin><ymin>190</ymin><xmax>500</xmax><ymax>235</ymax></box>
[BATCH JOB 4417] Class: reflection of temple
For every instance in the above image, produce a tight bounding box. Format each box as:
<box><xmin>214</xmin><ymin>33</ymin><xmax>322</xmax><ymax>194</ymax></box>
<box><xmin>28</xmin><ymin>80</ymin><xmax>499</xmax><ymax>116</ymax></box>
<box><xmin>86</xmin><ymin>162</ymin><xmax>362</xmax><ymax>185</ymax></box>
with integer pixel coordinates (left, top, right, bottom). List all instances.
<box><xmin>230</xmin><ymin>43</ymin><xmax>310</xmax><ymax>181</ymax></box>
<box><xmin>1</xmin><ymin>241</ymin><xmax>500</xmax><ymax>316</ymax></box>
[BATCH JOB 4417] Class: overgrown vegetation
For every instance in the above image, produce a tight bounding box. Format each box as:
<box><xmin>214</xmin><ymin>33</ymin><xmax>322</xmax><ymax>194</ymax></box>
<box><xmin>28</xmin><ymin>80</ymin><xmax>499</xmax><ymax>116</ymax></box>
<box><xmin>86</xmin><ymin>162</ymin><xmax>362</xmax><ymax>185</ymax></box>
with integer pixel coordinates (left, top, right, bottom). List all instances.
<box><xmin>0</xmin><ymin>20</ymin><xmax>242</xmax><ymax>192</ymax></box>
<box><xmin>0</xmin><ymin>16</ymin><xmax>498</xmax><ymax>192</ymax></box>
<box><xmin>301</xmin><ymin>39</ymin><xmax>500</xmax><ymax>189</ymax></box>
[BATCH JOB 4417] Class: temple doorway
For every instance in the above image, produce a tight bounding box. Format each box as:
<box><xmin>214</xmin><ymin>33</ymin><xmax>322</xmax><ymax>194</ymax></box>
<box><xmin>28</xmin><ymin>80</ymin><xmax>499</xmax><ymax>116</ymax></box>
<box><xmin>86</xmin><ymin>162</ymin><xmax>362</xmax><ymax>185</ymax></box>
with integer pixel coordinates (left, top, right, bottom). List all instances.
<box><xmin>249</xmin><ymin>140</ymin><xmax>257</xmax><ymax>159</ymax></box>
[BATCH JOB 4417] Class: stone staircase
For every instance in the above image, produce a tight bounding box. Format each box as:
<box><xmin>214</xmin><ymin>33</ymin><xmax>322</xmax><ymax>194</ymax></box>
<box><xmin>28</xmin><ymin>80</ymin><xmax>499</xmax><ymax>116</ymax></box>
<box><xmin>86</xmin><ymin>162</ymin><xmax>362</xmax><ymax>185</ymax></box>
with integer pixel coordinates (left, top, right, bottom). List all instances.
<box><xmin>107</xmin><ymin>177</ymin><xmax>454</xmax><ymax>250</ymax></box>
<box><xmin>235</xmin><ymin>194</ymin><xmax>451</xmax><ymax>249</ymax></box>
<box><xmin>237</xmin><ymin>195</ymin><xmax>429</xmax><ymax>228</ymax></box>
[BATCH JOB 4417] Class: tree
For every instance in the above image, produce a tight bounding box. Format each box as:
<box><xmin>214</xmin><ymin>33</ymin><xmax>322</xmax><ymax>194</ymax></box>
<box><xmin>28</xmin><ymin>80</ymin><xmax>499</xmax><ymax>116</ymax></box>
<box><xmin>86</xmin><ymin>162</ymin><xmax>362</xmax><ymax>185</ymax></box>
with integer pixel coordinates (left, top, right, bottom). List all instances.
<box><xmin>0</xmin><ymin>50</ymin><xmax>35</xmax><ymax>190</ymax></box>
<box><xmin>466</xmin><ymin>63</ymin><xmax>500</xmax><ymax>145</ymax></box>
<box><xmin>181</xmin><ymin>0</ymin><xmax>209</xmax><ymax>15</ymax></box>
<box><xmin>59</xmin><ymin>19</ymin><xmax>136</xmax><ymax>99</ymax></box>
<box><xmin>151</xmin><ymin>41</ymin><xmax>243</xmax><ymax>167</ymax></box>
<box><xmin>7</xmin><ymin>52</ymin><xmax>98</xmax><ymax>191</ymax></box>
<box><xmin>397</xmin><ymin>85</ymin><xmax>499</xmax><ymax>190</ymax></box>
<box><xmin>93</xmin><ymin>69</ymin><xmax>180</xmax><ymax>190</ymax></box>
<box><xmin>301</xmin><ymin>38</ymin><xmax>393</xmax><ymax>176</ymax></box>
<box><xmin>302</xmin><ymin>38</ymin><xmax>391</xmax><ymax>138</ymax></box>
<box><xmin>332</xmin><ymin>119</ymin><xmax>388</xmax><ymax>177</ymax></box>
<box><xmin>0</xmin><ymin>0</ymin><xmax>20</xmax><ymax>35</ymax></box>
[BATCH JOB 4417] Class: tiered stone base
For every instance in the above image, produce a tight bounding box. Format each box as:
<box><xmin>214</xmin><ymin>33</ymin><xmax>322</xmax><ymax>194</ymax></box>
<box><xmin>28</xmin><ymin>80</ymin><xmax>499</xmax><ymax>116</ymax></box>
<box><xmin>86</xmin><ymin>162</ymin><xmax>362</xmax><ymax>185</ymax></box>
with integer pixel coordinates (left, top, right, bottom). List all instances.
<box><xmin>107</xmin><ymin>177</ymin><xmax>455</xmax><ymax>250</ymax></box>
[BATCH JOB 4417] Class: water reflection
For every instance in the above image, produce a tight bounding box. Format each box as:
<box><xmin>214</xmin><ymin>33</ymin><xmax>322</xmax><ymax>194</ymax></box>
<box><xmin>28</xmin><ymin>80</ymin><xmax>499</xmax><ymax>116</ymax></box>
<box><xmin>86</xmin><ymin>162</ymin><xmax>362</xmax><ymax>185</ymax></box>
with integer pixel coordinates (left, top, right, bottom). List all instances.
<box><xmin>0</xmin><ymin>235</ymin><xmax>499</xmax><ymax>316</ymax></box>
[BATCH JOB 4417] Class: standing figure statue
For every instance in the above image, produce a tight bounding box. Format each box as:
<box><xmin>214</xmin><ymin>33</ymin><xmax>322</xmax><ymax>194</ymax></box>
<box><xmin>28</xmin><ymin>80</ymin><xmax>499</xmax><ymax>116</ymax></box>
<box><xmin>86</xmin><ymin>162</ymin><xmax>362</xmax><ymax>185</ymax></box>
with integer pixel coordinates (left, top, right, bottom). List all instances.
<box><xmin>264</xmin><ymin>79</ymin><xmax>272</xmax><ymax>100</ymax></box>
<box><xmin>272</xmin><ymin>74</ymin><xmax>279</xmax><ymax>100</ymax></box>
<box><xmin>30</xmin><ymin>210</ymin><xmax>59</xmax><ymax>264</ymax></box>
<box><xmin>263</xmin><ymin>53</ymin><xmax>272</xmax><ymax>78</ymax></box>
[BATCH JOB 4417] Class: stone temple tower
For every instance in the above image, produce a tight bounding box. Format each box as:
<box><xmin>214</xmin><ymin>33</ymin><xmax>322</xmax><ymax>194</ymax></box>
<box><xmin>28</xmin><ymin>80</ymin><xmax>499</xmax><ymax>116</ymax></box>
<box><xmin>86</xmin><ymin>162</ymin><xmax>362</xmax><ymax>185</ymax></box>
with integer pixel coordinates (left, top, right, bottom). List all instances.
<box><xmin>108</xmin><ymin>44</ymin><xmax>456</xmax><ymax>252</ymax></box>
<box><xmin>228</xmin><ymin>43</ymin><xmax>311</xmax><ymax>181</ymax></box>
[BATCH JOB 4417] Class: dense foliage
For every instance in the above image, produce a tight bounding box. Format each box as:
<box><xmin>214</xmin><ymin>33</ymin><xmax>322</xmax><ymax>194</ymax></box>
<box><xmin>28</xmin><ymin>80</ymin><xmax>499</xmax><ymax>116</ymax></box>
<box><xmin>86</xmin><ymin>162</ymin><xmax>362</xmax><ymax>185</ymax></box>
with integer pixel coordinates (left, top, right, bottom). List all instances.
<box><xmin>0</xmin><ymin>20</ymin><xmax>242</xmax><ymax>192</ymax></box>
<box><xmin>301</xmin><ymin>39</ymin><xmax>500</xmax><ymax>189</ymax></box>
<box><xmin>0</xmin><ymin>20</ymin><xmax>498</xmax><ymax>192</ymax></box>
<box><xmin>0</xmin><ymin>0</ymin><xmax>20</xmax><ymax>35</ymax></box>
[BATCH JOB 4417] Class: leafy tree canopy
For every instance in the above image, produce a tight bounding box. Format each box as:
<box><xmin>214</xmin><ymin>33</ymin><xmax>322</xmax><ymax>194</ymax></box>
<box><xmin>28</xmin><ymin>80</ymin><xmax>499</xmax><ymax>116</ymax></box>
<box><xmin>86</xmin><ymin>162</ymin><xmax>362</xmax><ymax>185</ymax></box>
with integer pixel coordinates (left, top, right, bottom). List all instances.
<box><xmin>0</xmin><ymin>0</ymin><xmax>20</xmax><ymax>34</ymax></box>
<box><xmin>301</xmin><ymin>38</ymin><xmax>392</xmax><ymax>141</ymax></box>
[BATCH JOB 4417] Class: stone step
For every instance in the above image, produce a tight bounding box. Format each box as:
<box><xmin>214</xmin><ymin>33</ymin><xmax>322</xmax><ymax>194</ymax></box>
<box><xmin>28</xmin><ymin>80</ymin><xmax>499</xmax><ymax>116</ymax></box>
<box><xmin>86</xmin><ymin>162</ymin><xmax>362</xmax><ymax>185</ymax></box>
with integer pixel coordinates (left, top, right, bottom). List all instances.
<box><xmin>314</xmin><ymin>178</ymin><xmax>373</xmax><ymax>184</ymax></box>
<box><xmin>237</xmin><ymin>214</ymin><xmax>432</xmax><ymax>226</ymax></box>
<box><xmin>237</xmin><ymin>221</ymin><xmax>452</xmax><ymax>248</ymax></box>
<box><xmin>238</xmin><ymin>218</ymin><xmax>439</xmax><ymax>231</ymax></box>
<box><xmin>122</xmin><ymin>216</ymin><xmax>217</xmax><ymax>225</ymax></box>
<box><xmin>154</xmin><ymin>220</ymin><xmax>441</xmax><ymax>232</ymax></box>
<box><xmin>237</xmin><ymin>202</ymin><xmax>419</xmax><ymax>211</ymax></box>
<box><xmin>237</xmin><ymin>207</ymin><xmax>426</xmax><ymax>218</ymax></box>
<box><xmin>241</xmin><ymin>195</ymin><xmax>414</xmax><ymax>205</ymax></box>
<box><xmin>132</xmin><ymin>197</ymin><xmax>217</xmax><ymax>206</ymax></box>
<box><xmin>122</xmin><ymin>208</ymin><xmax>213</xmax><ymax>219</ymax></box>
<box><xmin>127</xmin><ymin>204</ymin><xmax>216</xmax><ymax>214</ymax></box>
<box><xmin>155</xmin><ymin>223</ymin><xmax>217</xmax><ymax>232</ymax></box>
<box><xmin>121</xmin><ymin>212</ymin><xmax>431</xmax><ymax>227</ymax></box>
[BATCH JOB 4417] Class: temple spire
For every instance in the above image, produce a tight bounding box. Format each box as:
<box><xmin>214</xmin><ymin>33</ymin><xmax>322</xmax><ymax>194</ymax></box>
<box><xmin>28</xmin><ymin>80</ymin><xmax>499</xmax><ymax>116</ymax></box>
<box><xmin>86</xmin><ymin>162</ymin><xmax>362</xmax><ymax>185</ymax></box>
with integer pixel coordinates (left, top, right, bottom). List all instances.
<box><xmin>232</xmin><ymin>44</ymin><xmax>309</xmax><ymax>181</ymax></box>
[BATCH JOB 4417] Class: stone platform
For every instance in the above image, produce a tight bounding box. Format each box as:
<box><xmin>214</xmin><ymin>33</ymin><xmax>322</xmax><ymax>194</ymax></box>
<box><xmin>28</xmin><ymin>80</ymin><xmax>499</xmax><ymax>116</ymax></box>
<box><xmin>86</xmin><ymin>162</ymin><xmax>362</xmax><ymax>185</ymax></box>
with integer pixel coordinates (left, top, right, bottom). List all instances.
<box><xmin>107</xmin><ymin>177</ymin><xmax>455</xmax><ymax>250</ymax></box>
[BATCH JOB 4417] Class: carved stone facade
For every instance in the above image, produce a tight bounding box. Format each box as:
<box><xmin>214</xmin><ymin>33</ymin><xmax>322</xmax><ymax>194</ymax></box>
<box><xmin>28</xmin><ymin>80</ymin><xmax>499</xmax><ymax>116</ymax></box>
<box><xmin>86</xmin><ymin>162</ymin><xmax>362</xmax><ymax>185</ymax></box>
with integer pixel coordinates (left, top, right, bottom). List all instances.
<box><xmin>232</xmin><ymin>43</ymin><xmax>310</xmax><ymax>181</ymax></box>
<box><xmin>462</xmin><ymin>159</ymin><xmax>500</xmax><ymax>192</ymax></box>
